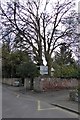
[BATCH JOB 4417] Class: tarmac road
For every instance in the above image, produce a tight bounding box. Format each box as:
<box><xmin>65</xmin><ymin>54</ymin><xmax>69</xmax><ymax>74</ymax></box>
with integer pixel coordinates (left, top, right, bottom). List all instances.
<box><xmin>0</xmin><ymin>84</ymin><xmax>2</xmax><ymax>119</ymax></box>
<box><xmin>2</xmin><ymin>85</ymin><xmax>79</xmax><ymax>118</ymax></box>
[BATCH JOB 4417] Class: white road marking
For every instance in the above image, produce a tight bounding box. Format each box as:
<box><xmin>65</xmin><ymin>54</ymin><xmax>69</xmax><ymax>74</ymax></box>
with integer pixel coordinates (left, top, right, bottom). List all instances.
<box><xmin>38</xmin><ymin>100</ymin><xmax>41</xmax><ymax>110</ymax></box>
<box><xmin>37</xmin><ymin>100</ymin><xmax>57</xmax><ymax>111</ymax></box>
<box><xmin>38</xmin><ymin>107</ymin><xmax>58</xmax><ymax>111</ymax></box>
<box><xmin>37</xmin><ymin>100</ymin><xmax>79</xmax><ymax>117</ymax></box>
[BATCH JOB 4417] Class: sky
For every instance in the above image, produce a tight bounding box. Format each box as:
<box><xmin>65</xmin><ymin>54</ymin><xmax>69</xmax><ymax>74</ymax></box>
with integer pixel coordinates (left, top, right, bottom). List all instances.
<box><xmin>0</xmin><ymin>0</ymin><xmax>80</xmax><ymax>64</ymax></box>
<box><xmin>1</xmin><ymin>0</ymin><xmax>80</xmax><ymax>10</ymax></box>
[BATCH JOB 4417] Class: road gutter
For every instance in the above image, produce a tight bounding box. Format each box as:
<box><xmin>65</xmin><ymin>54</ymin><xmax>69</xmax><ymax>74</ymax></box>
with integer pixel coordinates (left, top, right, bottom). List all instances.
<box><xmin>51</xmin><ymin>103</ymin><xmax>80</xmax><ymax>115</ymax></box>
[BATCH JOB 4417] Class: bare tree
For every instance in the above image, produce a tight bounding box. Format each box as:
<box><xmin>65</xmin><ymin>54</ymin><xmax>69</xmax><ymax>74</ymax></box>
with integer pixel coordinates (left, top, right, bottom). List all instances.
<box><xmin>0</xmin><ymin>0</ymin><xmax>75</xmax><ymax>75</ymax></box>
<box><xmin>63</xmin><ymin>10</ymin><xmax>80</xmax><ymax>62</ymax></box>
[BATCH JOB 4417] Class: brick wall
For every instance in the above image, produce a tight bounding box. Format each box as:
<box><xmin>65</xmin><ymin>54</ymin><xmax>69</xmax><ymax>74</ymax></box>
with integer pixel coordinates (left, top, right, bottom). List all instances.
<box><xmin>34</xmin><ymin>77</ymin><xmax>78</xmax><ymax>91</ymax></box>
<box><xmin>24</xmin><ymin>78</ymin><xmax>31</xmax><ymax>89</ymax></box>
<box><xmin>2</xmin><ymin>78</ymin><xmax>19</xmax><ymax>86</ymax></box>
<box><xmin>3</xmin><ymin>77</ymin><xmax>79</xmax><ymax>92</ymax></box>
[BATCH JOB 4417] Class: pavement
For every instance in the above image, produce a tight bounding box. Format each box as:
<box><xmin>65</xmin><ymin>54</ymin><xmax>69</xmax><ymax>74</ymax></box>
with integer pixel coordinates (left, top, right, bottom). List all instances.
<box><xmin>3</xmin><ymin>84</ymin><xmax>80</xmax><ymax>115</ymax></box>
<box><xmin>51</xmin><ymin>97</ymin><xmax>79</xmax><ymax>114</ymax></box>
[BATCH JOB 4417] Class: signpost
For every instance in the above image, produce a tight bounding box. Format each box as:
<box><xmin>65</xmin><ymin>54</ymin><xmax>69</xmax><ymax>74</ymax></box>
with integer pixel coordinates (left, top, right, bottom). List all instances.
<box><xmin>40</xmin><ymin>66</ymin><xmax>48</xmax><ymax>75</ymax></box>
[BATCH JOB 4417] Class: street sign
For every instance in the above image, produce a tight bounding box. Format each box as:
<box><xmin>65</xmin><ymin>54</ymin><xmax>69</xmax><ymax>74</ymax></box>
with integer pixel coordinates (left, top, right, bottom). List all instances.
<box><xmin>40</xmin><ymin>66</ymin><xmax>48</xmax><ymax>75</ymax></box>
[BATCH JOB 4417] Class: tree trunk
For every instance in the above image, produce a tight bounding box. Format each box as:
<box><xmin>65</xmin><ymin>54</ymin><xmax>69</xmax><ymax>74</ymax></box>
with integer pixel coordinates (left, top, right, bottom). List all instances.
<box><xmin>30</xmin><ymin>78</ymin><xmax>34</xmax><ymax>90</ymax></box>
<box><xmin>45</xmin><ymin>54</ymin><xmax>52</xmax><ymax>76</ymax></box>
<box><xmin>47</xmin><ymin>60</ymin><xmax>51</xmax><ymax>76</ymax></box>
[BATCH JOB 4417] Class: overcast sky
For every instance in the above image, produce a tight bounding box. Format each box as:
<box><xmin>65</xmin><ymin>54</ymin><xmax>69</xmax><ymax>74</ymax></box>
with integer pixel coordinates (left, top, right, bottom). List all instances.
<box><xmin>1</xmin><ymin>0</ymin><xmax>80</xmax><ymax>11</ymax></box>
<box><xmin>0</xmin><ymin>0</ymin><xmax>80</xmax><ymax>63</ymax></box>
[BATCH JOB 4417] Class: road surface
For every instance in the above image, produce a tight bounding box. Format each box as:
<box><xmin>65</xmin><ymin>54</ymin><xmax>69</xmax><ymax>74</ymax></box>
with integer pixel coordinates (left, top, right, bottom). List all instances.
<box><xmin>2</xmin><ymin>85</ymin><xmax>78</xmax><ymax>118</ymax></box>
